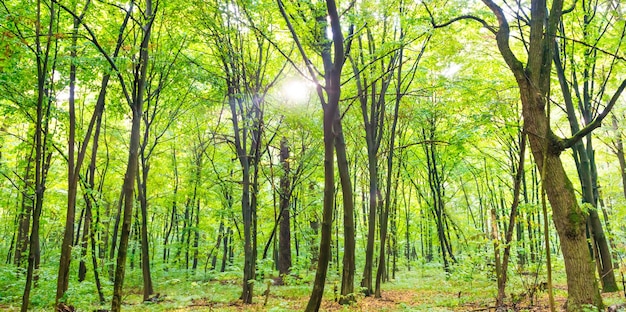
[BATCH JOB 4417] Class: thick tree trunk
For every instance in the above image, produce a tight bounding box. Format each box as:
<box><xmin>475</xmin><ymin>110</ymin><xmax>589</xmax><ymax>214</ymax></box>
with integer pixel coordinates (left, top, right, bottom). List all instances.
<box><xmin>480</xmin><ymin>1</ymin><xmax>604</xmax><ymax>309</ymax></box>
<box><xmin>521</xmin><ymin>86</ymin><xmax>602</xmax><ymax>310</ymax></box>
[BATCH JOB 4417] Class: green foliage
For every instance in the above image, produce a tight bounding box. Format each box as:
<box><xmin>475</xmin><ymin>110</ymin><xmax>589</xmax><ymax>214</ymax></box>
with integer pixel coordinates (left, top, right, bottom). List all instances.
<box><xmin>0</xmin><ymin>0</ymin><xmax>624</xmax><ymax>311</ymax></box>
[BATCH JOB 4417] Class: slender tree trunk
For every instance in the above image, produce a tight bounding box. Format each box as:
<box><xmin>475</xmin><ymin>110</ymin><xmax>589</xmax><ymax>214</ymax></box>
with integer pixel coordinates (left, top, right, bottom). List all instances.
<box><xmin>56</xmin><ymin>2</ymin><xmax>84</xmax><ymax>303</ymax></box>
<box><xmin>220</xmin><ymin>225</ymin><xmax>229</xmax><ymax>272</ymax></box>
<box><xmin>164</xmin><ymin>148</ymin><xmax>178</xmax><ymax>263</ymax></box>
<box><xmin>78</xmin><ymin>206</ymin><xmax>91</xmax><ymax>282</ymax></box>
<box><xmin>15</xmin><ymin>154</ymin><xmax>34</xmax><ymax>268</ymax></box>
<box><xmin>334</xmin><ymin>119</ymin><xmax>356</xmax><ymax>304</ymax></box>
<box><xmin>137</xmin><ymin>166</ymin><xmax>154</xmax><ymax>300</ymax></box>
<box><xmin>22</xmin><ymin>0</ymin><xmax>55</xmax><ymax>309</ymax></box>
<box><xmin>278</xmin><ymin>138</ymin><xmax>292</xmax><ymax>277</ymax></box>
<box><xmin>304</xmin><ymin>2</ymin><xmax>344</xmax><ymax>310</ymax></box>
<box><xmin>495</xmin><ymin>133</ymin><xmax>526</xmax><ymax>308</ymax></box>
<box><xmin>375</xmin><ymin>193</ymin><xmax>387</xmax><ymax>298</ymax></box>
<box><xmin>192</xmin><ymin>200</ymin><xmax>200</xmax><ymax>271</ymax></box>
<box><xmin>611</xmin><ymin>115</ymin><xmax>626</xmax><ymax>200</ymax></box>
<box><xmin>305</xmin><ymin>73</ymin><xmax>337</xmax><ymax>312</ymax></box>
<box><xmin>111</xmin><ymin>0</ymin><xmax>153</xmax><ymax>309</ymax></box>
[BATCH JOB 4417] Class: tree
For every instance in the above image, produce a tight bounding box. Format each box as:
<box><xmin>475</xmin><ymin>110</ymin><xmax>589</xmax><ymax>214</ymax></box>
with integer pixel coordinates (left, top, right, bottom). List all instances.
<box><xmin>110</xmin><ymin>0</ymin><xmax>156</xmax><ymax>310</ymax></box>
<box><xmin>276</xmin><ymin>0</ymin><xmax>348</xmax><ymax>309</ymax></box>
<box><xmin>348</xmin><ymin>20</ymin><xmax>397</xmax><ymax>298</ymax></box>
<box><xmin>193</xmin><ymin>0</ymin><xmax>285</xmax><ymax>302</ymax></box>
<box><xmin>135</xmin><ymin>26</ymin><xmax>188</xmax><ymax>299</ymax></box>
<box><xmin>475</xmin><ymin>0</ymin><xmax>625</xmax><ymax>309</ymax></box>
<box><xmin>55</xmin><ymin>0</ymin><xmax>111</xmax><ymax>305</ymax></box>
<box><xmin>1</xmin><ymin>0</ymin><xmax>61</xmax><ymax>309</ymax></box>
<box><xmin>553</xmin><ymin>0</ymin><xmax>624</xmax><ymax>291</ymax></box>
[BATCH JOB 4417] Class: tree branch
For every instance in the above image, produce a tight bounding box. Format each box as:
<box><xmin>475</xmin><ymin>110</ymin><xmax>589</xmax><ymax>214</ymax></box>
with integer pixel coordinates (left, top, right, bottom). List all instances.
<box><xmin>562</xmin><ymin>79</ymin><xmax>626</xmax><ymax>149</ymax></box>
<box><xmin>480</xmin><ymin>0</ymin><xmax>525</xmax><ymax>79</ymax></box>
<box><xmin>423</xmin><ymin>2</ymin><xmax>497</xmax><ymax>34</ymax></box>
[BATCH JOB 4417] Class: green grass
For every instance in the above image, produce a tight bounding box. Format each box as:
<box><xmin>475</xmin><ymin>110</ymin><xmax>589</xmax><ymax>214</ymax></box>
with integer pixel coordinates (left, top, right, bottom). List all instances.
<box><xmin>1</xmin><ymin>259</ymin><xmax>623</xmax><ymax>311</ymax></box>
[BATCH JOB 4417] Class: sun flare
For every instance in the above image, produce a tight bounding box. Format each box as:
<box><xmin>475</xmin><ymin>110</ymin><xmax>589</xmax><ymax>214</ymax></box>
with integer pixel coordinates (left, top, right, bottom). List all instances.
<box><xmin>281</xmin><ymin>79</ymin><xmax>312</xmax><ymax>105</ymax></box>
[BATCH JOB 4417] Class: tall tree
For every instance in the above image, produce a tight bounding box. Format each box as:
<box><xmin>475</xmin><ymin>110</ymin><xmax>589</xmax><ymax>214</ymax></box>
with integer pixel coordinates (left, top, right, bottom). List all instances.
<box><xmin>110</xmin><ymin>0</ymin><xmax>156</xmax><ymax>310</ymax></box>
<box><xmin>193</xmin><ymin>0</ymin><xmax>284</xmax><ymax>302</ymax></box>
<box><xmin>349</xmin><ymin>22</ymin><xmax>397</xmax><ymax>297</ymax></box>
<box><xmin>135</xmin><ymin>26</ymin><xmax>187</xmax><ymax>299</ymax></box>
<box><xmin>468</xmin><ymin>0</ymin><xmax>625</xmax><ymax>309</ymax></box>
<box><xmin>553</xmin><ymin>0</ymin><xmax>624</xmax><ymax>291</ymax></box>
<box><xmin>276</xmin><ymin>0</ymin><xmax>355</xmax><ymax>306</ymax></box>
<box><xmin>5</xmin><ymin>0</ymin><xmax>60</xmax><ymax>309</ymax></box>
<box><xmin>55</xmin><ymin>0</ymin><xmax>112</xmax><ymax>305</ymax></box>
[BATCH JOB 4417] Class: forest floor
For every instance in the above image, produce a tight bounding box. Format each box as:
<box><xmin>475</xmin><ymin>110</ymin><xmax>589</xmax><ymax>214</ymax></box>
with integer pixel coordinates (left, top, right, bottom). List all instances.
<box><xmin>1</xmin><ymin>263</ymin><xmax>624</xmax><ymax>311</ymax></box>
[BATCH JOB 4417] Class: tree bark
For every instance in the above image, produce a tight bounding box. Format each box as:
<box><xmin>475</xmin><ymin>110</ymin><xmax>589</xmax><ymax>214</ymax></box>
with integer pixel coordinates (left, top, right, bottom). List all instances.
<box><xmin>334</xmin><ymin>118</ymin><xmax>356</xmax><ymax>304</ymax></box>
<box><xmin>14</xmin><ymin>153</ymin><xmax>34</xmax><ymax>268</ymax></box>
<box><xmin>278</xmin><ymin>137</ymin><xmax>292</xmax><ymax>277</ymax></box>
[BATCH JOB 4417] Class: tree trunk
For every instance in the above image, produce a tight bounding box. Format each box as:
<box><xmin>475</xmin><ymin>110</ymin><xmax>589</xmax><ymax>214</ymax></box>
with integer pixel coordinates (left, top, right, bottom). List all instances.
<box><xmin>305</xmin><ymin>73</ymin><xmax>337</xmax><ymax>312</ymax></box>
<box><xmin>331</xmin><ymin>117</ymin><xmax>356</xmax><ymax>304</ymax></box>
<box><xmin>138</xmin><ymin>167</ymin><xmax>154</xmax><ymax>301</ymax></box>
<box><xmin>480</xmin><ymin>1</ymin><xmax>604</xmax><ymax>309</ymax></box>
<box><xmin>14</xmin><ymin>153</ymin><xmax>34</xmax><ymax>268</ymax></box>
<box><xmin>611</xmin><ymin>115</ymin><xmax>626</xmax><ymax>200</ymax></box>
<box><xmin>111</xmin><ymin>0</ymin><xmax>153</xmax><ymax>309</ymax></box>
<box><xmin>522</xmin><ymin>85</ymin><xmax>601</xmax><ymax>310</ymax></box>
<box><xmin>192</xmin><ymin>200</ymin><xmax>200</xmax><ymax>271</ymax></box>
<box><xmin>278</xmin><ymin>137</ymin><xmax>292</xmax><ymax>277</ymax></box>
<box><xmin>164</xmin><ymin>147</ymin><xmax>178</xmax><ymax>264</ymax></box>
<box><xmin>21</xmin><ymin>1</ymin><xmax>55</xmax><ymax>309</ymax></box>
